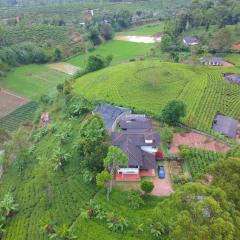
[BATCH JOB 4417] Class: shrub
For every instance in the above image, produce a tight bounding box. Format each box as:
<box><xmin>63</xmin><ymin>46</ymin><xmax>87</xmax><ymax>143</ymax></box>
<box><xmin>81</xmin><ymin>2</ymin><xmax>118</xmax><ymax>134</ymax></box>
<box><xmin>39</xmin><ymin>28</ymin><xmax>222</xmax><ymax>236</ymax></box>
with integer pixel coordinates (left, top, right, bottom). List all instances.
<box><xmin>106</xmin><ymin>213</ymin><xmax>129</xmax><ymax>232</ymax></box>
<box><xmin>127</xmin><ymin>190</ymin><xmax>144</xmax><ymax>209</ymax></box>
<box><xmin>140</xmin><ymin>181</ymin><xmax>154</xmax><ymax>194</ymax></box>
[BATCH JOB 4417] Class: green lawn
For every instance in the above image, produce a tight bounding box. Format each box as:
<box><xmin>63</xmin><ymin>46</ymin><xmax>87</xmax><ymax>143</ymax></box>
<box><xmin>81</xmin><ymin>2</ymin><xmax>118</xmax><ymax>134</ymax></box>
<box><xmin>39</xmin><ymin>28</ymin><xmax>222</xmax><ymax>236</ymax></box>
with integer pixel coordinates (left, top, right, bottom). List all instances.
<box><xmin>116</xmin><ymin>23</ymin><xmax>165</xmax><ymax>36</ymax></box>
<box><xmin>0</xmin><ymin>64</ymin><xmax>69</xmax><ymax>100</ymax></box>
<box><xmin>67</xmin><ymin>40</ymin><xmax>153</xmax><ymax>68</ymax></box>
<box><xmin>73</xmin><ymin>60</ymin><xmax>240</xmax><ymax>137</ymax></box>
<box><xmin>224</xmin><ymin>53</ymin><xmax>240</xmax><ymax>67</ymax></box>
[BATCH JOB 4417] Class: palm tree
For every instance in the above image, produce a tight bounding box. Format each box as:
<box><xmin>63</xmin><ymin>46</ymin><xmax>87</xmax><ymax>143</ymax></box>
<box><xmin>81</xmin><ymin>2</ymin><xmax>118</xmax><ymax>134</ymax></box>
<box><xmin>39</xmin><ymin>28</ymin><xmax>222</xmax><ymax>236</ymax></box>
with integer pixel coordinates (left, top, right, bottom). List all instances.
<box><xmin>104</xmin><ymin>146</ymin><xmax>128</xmax><ymax>199</ymax></box>
<box><xmin>0</xmin><ymin>193</ymin><xmax>18</xmax><ymax>217</ymax></box>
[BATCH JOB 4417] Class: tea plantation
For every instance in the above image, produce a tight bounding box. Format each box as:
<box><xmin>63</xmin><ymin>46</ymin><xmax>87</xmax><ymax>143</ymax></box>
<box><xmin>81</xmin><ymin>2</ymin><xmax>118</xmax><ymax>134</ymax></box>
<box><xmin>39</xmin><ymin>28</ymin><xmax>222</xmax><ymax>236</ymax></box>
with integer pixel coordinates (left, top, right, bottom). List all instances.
<box><xmin>0</xmin><ymin>115</ymin><xmax>159</xmax><ymax>240</ymax></box>
<box><xmin>73</xmin><ymin>60</ymin><xmax>240</xmax><ymax>134</ymax></box>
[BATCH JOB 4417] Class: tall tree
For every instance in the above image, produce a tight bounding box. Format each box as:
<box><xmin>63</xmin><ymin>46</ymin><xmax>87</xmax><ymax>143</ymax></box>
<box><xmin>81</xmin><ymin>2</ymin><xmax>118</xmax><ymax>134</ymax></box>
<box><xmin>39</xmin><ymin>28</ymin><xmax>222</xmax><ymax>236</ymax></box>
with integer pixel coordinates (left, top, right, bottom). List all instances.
<box><xmin>103</xmin><ymin>146</ymin><xmax>128</xmax><ymax>199</ymax></box>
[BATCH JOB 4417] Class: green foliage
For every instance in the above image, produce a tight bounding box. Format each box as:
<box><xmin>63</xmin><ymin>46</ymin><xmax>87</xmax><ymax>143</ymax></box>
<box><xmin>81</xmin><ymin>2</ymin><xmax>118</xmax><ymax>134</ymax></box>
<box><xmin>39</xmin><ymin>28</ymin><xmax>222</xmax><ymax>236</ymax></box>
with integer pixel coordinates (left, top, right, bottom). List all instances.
<box><xmin>183</xmin><ymin>147</ymin><xmax>223</xmax><ymax>178</ymax></box>
<box><xmin>126</xmin><ymin>190</ymin><xmax>144</xmax><ymax>209</ymax></box>
<box><xmin>65</xmin><ymin>96</ymin><xmax>95</xmax><ymax>118</ymax></box>
<box><xmin>96</xmin><ymin>170</ymin><xmax>112</xmax><ymax>189</ymax></box>
<box><xmin>106</xmin><ymin>213</ymin><xmax>129</xmax><ymax>232</ymax></box>
<box><xmin>0</xmin><ymin>192</ymin><xmax>18</xmax><ymax>218</ymax></box>
<box><xmin>86</xmin><ymin>54</ymin><xmax>112</xmax><ymax>73</ymax></box>
<box><xmin>160</xmin><ymin>100</ymin><xmax>186</xmax><ymax>126</ymax></box>
<box><xmin>103</xmin><ymin>146</ymin><xmax>128</xmax><ymax>171</ymax></box>
<box><xmin>79</xmin><ymin>115</ymin><xmax>109</xmax><ymax>173</ymax></box>
<box><xmin>159</xmin><ymin>126</ymin><xmax>174</xmax><ymax>147</ymax></box>
<box><xmin>140</xmin><ymin>181</ymin><xmax>154</xmax><ymax>194</ymax></box>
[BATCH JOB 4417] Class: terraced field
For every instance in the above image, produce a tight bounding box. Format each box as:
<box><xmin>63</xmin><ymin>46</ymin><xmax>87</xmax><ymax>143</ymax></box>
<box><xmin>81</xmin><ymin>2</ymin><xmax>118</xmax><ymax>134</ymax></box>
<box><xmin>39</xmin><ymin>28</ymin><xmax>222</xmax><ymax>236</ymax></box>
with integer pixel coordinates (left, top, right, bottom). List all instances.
<box><xmin>0</xmin><ymin>101</ymin><xmax>38</xmax><ymax>131</ymax></box>
<box><xmin>73</xmin><ymin>60</ymin><xmax>240</xmax><ymax>134</ymax></box>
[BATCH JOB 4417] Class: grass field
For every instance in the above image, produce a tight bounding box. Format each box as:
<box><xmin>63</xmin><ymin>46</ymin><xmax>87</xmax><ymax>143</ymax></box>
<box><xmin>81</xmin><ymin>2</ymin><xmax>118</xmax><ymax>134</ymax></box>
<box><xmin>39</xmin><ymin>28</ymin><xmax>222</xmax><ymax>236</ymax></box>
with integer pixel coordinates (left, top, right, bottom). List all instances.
<box><xmin>67</xmin><ymin>40</ymin><xmax>153</xmax><ymax>68</ymax></box>
<box><xmin>73</xmin><ymin>60</ymin><xmax>240</xmax><ymax>136</ymax></box>
<box><xmin>116</xmin><ymin>23</ymin><xmax>165</xmax><ymax>36</ymax></box>
<box><xmin>0</xmin><ymin>64</ymin><xmax>69</xmax><ymax>100</ymax></box>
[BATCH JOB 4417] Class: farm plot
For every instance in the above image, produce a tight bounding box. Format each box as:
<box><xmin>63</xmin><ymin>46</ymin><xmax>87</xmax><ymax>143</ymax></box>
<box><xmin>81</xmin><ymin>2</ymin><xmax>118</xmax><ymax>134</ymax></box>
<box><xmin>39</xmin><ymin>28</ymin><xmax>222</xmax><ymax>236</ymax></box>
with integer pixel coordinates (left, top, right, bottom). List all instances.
<box><xmin>73</xmin><ymin>60</ymin><xmax>240</xmax><ymax>136</ymax></box>
<box><xmin>184</xmin><ymin>148</ymin><xmax>224</xmax><ymax>178</ymax></box>
<box><xmin>0</xmin><ymin>101</ymin><xmax>38</xmax><ymax>131</ymax></box>
<box><xmin>0</xmin><ymin>64</ymin><xmax>69</xmax><ymax>100</ymax></box>
<box><xmin>0</xmin><ymin>88</ymin><xmax>28</xmax><ymax>118</ymax></box>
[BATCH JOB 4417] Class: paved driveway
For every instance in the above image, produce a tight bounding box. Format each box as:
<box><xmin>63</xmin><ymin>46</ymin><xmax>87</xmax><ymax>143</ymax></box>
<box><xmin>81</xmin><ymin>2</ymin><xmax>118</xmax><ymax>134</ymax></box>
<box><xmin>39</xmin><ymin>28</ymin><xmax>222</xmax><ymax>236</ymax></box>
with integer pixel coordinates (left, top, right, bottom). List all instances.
<box><xmin>151</xmin><ymin>162</ymin><xmax>174</xmax><ymax>197</ymax></box>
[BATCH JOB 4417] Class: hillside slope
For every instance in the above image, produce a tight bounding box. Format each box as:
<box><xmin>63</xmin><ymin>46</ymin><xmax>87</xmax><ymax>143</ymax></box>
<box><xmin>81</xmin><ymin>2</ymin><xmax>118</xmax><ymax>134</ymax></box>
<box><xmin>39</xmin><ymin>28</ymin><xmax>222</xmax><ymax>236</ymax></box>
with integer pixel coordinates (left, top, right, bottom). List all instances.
<box><xmin>73</xmin><ymin>60</ymin><xmax>240</xmax><ymax>134</ymax></box>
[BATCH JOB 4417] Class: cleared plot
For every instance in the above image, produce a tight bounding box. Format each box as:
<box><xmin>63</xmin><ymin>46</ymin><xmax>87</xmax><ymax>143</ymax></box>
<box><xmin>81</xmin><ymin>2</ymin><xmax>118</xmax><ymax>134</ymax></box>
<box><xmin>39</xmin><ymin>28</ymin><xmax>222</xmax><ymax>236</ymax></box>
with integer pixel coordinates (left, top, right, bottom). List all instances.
<box><xmin>0</xmin><ymin>88</ymin><xmax>28</xmax><ymax>118</ymax></box>
<box><xmin>116</xmin><ymin>23</ymin><xmax>164</xmax><ymax>36</ymax></box>
<box><xmin>114</xmin><ymin>35</ymin><xmax>161</xmax><ymax>43</ymax></box>
<box><xmin>0</xmin><ymin>64</ymin><xmax>69</xmax><ymax>100</ymax></box>
<box><xmin>67</xmin><ymin>40</ymin><xmax>153</xmax><ymax>68</ymax></box>
<box><xmin>47</xmin><ymin>62</ymin><xmax>80</xmax><ymax>75</ymax></box>
<box><xmin>0</xmin><ymin>101</ymin><xmax>38</xmax><ymax>131</ymax></box>
<box><xmin>169</xmin><ymin>131</ymin><xmax>230</xmax><ymax>156</ymax></box>
<box><xmin>73</xmin><ymin>60</ymin><xmax>240</xmax><ymax>135</ymax></box>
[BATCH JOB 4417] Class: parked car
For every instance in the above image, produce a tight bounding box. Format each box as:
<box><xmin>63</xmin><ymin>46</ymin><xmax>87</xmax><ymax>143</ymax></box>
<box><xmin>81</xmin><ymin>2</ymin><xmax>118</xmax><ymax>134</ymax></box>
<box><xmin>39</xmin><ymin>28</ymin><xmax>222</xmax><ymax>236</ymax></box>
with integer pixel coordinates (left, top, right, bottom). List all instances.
<box><xmin>158</xmin><ymin>165</ymin><xmax>165</xmax><ymax>179</ymax></box>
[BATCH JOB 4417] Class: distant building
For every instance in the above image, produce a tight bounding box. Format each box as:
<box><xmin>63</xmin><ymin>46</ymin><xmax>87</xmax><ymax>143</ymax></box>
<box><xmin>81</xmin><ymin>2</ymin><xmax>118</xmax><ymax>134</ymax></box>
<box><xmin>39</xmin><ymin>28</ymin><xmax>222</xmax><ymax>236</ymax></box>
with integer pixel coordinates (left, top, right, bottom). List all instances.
<box><xmin>224</xmin><ymin>74</ymin><xmax>240</xmax><ymax>84</ymax></box>
<box><xmin>94</xmin><ymin>104</ymin><xmax>131</xmax><ymax>132</ymax></box>
<box><xmin>183</xmin><ymin>36</ymin><xmax>199</xmax><ymax>46</ymax></box>
<box><xmin>212</xmin><ymin>114</ymin><xmax>239</xmax><ymax>138</ymax></box>
<box><xmin>231</xmin><ymin>44</ymin><xmax>240</xmax><ymax>51</ymax></box>
<box><xmin>200</xmin><ymin>57</ymin><xmax>225</xmax><ymax>66</ymax></box>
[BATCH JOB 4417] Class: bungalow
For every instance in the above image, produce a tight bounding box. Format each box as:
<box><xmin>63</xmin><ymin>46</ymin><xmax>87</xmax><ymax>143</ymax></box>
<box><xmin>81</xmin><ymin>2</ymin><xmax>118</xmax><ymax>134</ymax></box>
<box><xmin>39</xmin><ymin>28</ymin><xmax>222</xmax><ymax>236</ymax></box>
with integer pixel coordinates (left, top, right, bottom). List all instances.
<box><xmin>212</xmin><ymin>114</ymin><xmax>239</xmax><ymax>139</ymax></box>
<box><xmin>183</xmin><ymin>36</ymin><xmax>199</xmax><ymax>46</ymax></box>
<box><xmin>112</xmin><ymin>131</ymin><xmax>160</xmax><ymax>181</ymax></box>
<box><xmin>94</xmin><ymin>104</ymin><xmax>131</xmax><ymax>132</ymax></box>
<box><xmin>200</xmin><ymin>57</ymin><xmax>224</xmax><ymax>66</ymax></box>
<box><xmin>224</xmin><ymin>74</ymin><xmax>240</xmax><ymax>84</ymax></box>
<box><xmin>112</xmin><ymin>114</ymin><xmax>162</xmax><ymax>181</ymax></box>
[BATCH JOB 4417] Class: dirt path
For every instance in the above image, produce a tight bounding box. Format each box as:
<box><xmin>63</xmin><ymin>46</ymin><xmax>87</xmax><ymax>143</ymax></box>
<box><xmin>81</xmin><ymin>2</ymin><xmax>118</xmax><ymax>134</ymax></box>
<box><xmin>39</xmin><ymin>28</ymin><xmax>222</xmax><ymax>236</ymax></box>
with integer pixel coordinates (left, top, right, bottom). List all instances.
<box><xmin>151</xmin><ymin>162</ymin><xmax>174</xmax><ymax>197</ymax></box>
<box><xmin>114</xmin><ymin>35</ymin><xmax>161</xmax><ymax>43</ymax></box>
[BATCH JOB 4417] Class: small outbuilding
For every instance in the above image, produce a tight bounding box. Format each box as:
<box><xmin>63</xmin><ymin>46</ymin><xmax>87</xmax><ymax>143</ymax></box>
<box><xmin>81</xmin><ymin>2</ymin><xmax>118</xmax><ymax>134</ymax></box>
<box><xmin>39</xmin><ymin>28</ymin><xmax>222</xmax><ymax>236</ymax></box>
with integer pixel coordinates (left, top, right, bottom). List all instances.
<box><xmin>212</xmin><ymin>114</ymin><xmax>239</xmax><ymax>138</ymax></box>
<box><xmin>183</xmin><ymin>36</ymin><xmax>199</xmax><ymax>46</ymax></box>
<box><xmin>200</xmin><ymin>57</ymin><xmax>225</xmax><ymax>66</ymax></box>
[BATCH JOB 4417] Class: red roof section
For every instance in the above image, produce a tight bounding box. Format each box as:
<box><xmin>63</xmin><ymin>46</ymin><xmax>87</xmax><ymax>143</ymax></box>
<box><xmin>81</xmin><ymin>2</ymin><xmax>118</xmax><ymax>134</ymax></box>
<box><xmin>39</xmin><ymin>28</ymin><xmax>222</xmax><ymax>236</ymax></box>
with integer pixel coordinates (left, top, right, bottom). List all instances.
<box><xmin>231</xmin><ymin>44</ymin><xmax>240</xmax><ymax>50</ymax></box>
<box><xmin>155</xmin><ymin>151</ymin><xmax>164</xmax><ymax>158</ymax></box>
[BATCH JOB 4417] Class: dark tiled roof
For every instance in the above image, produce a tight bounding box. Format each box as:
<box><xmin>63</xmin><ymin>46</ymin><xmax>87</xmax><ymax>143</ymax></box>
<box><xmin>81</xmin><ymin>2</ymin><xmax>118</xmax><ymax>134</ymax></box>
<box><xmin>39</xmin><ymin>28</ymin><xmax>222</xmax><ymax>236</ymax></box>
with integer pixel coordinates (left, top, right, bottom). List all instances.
<box><xmin>111</xmin><ymin>131</ymin><xmax>160</xmax><ymax>169</ymax></box>
<box><xmin>183</xmin><ymin>36</ymin><xmax>199</xmax><ymax>44</ymax></box>
<box><xmin>200</xmin><ymin>57</ymin><xmax>224</xmax><ymax>63</ymax></box>
<box><xmin>225</xmin><ymin>74</ymin><xmax>240</xmax><ymax>84</ymax></box>
<box><xmin>212</xmin><ymin>114</ymin><xmax>239</xmax><ymax>138</ymax></box>
<box><xmin>119</xmin><ymin>115</ymin><xmax>152</xmax><ymax>132</ymax></box>
<box><xmin>94</xmin><ymin>104</ymin><xmax>130</xmax><ymax>129</ymax></box>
